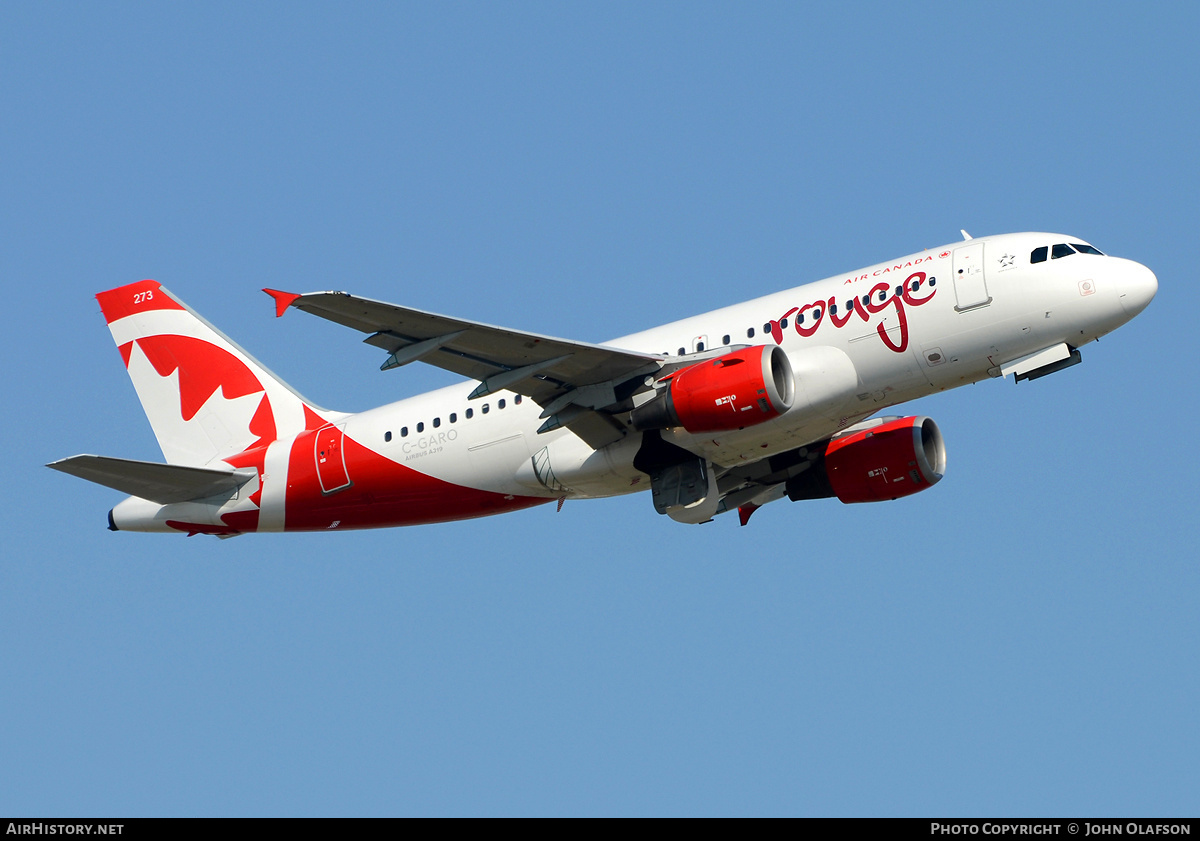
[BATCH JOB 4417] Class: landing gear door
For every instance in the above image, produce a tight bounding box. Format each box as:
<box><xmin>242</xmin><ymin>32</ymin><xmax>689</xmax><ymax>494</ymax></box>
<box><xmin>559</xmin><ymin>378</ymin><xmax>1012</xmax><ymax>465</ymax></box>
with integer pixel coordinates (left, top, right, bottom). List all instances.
<box><xmin>952</xmin><ymin>242</ymin><xmax>991</xmax><ymax>311</ymax></box>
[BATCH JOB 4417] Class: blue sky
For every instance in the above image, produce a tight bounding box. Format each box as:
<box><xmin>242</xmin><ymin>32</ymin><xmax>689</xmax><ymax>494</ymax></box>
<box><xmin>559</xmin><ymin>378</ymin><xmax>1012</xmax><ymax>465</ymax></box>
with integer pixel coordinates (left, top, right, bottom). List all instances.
<box><xmin>3</xmin><ymin>2</ymin><xmax>1197</xmax><ymax>816</ymax></box>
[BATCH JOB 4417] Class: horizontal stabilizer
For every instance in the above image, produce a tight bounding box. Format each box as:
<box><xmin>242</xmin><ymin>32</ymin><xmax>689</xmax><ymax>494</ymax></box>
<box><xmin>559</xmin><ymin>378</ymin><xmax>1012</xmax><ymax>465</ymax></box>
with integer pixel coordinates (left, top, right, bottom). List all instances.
<box><xmin>47</xmin><ymin>455</ymin><xmax>255</xmax><ymax>504</ymax></box>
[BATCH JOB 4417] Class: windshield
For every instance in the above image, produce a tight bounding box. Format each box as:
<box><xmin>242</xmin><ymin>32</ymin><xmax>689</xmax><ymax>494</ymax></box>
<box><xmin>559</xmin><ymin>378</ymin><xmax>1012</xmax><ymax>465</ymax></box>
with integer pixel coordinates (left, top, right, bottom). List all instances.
<box><xmin>1031</xmin><ymin>241</ymin><xmax>1106</xmax><ymax>263</ymax></box>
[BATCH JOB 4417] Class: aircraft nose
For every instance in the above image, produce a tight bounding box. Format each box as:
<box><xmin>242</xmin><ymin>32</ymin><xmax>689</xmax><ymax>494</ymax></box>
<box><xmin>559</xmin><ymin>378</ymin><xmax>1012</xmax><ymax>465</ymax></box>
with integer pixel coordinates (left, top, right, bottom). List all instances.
<box><xmin>1117</xmin><ymin>260</ymin><xmax>1158</xmax><ymax>318</ymax></box>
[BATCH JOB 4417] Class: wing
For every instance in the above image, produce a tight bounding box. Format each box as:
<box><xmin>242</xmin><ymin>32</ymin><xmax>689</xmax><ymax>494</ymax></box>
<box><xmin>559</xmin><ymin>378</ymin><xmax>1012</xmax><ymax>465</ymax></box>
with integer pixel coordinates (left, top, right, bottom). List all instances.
<box><xmin>265</xmin><ymin>289</ymin><xmax>666</xmax><ymax>448</ymax></box>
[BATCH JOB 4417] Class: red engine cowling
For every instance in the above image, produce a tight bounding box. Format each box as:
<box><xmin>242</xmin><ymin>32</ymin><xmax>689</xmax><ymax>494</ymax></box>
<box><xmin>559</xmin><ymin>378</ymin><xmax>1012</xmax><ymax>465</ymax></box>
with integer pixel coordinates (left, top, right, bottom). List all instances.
<box><xmin>823</xmin><ymin>415</ymin><xmax>946</xmax><ymax>503</ymax></box>
<box><xmin>631</xmin><ymin>345</ymin><xmax>795</xmax><ymax>433</ymax></box>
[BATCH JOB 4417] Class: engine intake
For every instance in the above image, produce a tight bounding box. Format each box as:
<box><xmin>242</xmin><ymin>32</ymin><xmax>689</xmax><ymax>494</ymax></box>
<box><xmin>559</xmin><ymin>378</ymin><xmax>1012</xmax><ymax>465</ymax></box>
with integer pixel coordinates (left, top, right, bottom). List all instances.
<box><xmin>631</xmin><ymin>345</ymin><xmax>795</xmax><ymax>434</ymax></box>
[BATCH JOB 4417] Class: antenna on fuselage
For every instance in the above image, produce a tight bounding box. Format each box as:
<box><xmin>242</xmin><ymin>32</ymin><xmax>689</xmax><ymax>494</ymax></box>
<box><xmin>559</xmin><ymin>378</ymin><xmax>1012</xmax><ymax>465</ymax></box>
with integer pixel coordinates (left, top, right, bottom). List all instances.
<box><xmin>960</xmin><ymin>229</ymin><xmax>973</xmax><ymax>240</ymax></box>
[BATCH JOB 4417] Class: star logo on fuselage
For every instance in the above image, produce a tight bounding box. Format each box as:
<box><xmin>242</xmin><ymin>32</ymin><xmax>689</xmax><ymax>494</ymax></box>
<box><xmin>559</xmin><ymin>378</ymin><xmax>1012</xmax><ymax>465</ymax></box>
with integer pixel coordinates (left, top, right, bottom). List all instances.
<box><xmin>998</xmin><ymin>253</ymin><xmax>1015</xmax><ymax>269</ymax></box>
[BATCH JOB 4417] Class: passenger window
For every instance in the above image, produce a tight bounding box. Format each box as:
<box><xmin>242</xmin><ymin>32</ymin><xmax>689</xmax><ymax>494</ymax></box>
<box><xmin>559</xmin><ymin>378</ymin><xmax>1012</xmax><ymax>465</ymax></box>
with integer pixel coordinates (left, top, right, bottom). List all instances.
<box><xmin>482</xmin><ymin>404</ymin><xmax>489</xmax><ymax>414</ymax></box>
<box><xmin>830</xmin><ymin>304</ymin><xmax>838</xmax><ymax>315</ymax></box>
<box><xmin>747</xmin><ymin>327</ymin><xmax>755</xmax><ymax>338</ymax></box>
<box><xmin>722</xmin><ymin>334</ymin><xmax>730</xmax><ymax>345</ymax></box>
<box><xmin>1031</xmin><ymin>246</ymin><xmax>1048</xmax><ymax>263</ymax></box>
<box><xmin>385</xmin><ymin>431</ymin><xmax>392</xmax><ymax>442</ymax></box>
<box><xmin>779</xmin><ymin>319</ymin><xmax>787</xmax><ymax>329</ymax></box>
<box><xmin>514</xmin><ymin>395</ymin><xmax>522</xmax><ymax>405</ymax></box>
<box><xmin>763</xmin><ymin>322</ymin><xmax>771</xmax><ymax>333</ymax></box>
<box><xmin>401</xmin><ymin>426</ymin><xmax>408</xmax><ymax>437</ymax></box>
<box><xmin>678</xmin><ymin>347</ymin><xmax>685</xmax><ymax>356</ymax></box>
<box><xmin>845</xmin><ymin>299</ymin><xmax>854</xmax><ymax>311</ymax></box>
<box><xmin>465</xmin><ymin>408</ymin><xmax>473</xmax><ymax>419</ymax></box>
<box><xmin>433</xmin><ymin>417</ymin><xmax>441</xmax><ymax>428</ymax></box>
<box><xmin>416</xmin><ymin>422</ymin><xmax>424</xmax><ymax>433</ymax></box>
<box><xmin>696</xmin><ymin>342</ymin><xmax>705</xmax><ymax>352</ymax></box>
<box><xmin>1052</xmin><ymin>243</ymin><xmax>1076</xmax><ymax>259</ymax></box>
<box><xmin>450</xmin><ymin>413</ymin><xmax>457</xmax><ymax>423</ymax></box>
<box><xmin>929</xmin><ymin>277</ymin><xmax>937</xmax><ymax>287</ymax></box>
<box><xmin>878</xmin><ymin>290</ymin><xmax>886</xmax><ymax>301</ymax></box>
<box><xmin>813</xmin><ymin>308</ymin><xmax>822</xmax><ymax>319</ymax></box>
<box><xmin>797</xmin><ymin>312</ymin><xmax>804</xmax><ymax>324</ymax></box>
<box><xmin>498</xmin><ymin>399</ymin><xmax>506</xmax><ymax>409</ymax></box>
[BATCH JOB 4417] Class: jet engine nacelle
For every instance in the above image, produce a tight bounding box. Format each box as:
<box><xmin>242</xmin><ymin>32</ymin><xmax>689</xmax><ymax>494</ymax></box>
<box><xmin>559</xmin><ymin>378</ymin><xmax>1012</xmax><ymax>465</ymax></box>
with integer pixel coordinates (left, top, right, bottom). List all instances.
<box><xmin>631</xmin><ymin>345</ymin><xmax>795</xmax><ymax>434</ymax></box>
<box><xmin>786</xmin><ymin>415</ymin><xmax>946</xmax><ymax>504</ymax></box>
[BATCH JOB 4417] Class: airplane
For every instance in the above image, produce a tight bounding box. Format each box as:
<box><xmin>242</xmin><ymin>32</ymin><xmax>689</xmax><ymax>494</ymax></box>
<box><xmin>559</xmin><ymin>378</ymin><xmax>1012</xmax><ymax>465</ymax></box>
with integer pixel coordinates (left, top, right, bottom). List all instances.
<box><xmin>47</xmin><ymin>231</ymin><xmax>1157</xmax><ymax>536</ymax></box>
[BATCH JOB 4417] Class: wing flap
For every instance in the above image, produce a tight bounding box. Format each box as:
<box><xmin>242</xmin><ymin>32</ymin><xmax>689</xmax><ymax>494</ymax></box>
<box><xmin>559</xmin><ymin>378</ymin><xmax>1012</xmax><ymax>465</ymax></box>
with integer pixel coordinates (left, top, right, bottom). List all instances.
<box><xmin>47</xmin><ymin>455</ymin><xmax>255</xmax><ymax>504</ymax></box>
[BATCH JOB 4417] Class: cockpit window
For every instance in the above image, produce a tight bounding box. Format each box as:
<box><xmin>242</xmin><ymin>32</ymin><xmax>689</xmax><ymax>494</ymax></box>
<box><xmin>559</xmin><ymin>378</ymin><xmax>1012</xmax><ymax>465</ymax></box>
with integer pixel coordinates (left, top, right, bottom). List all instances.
<box><xmin>1031</xmin><ymin>246</ymin><xmax>1048</xmax><ymax>264</ymax></box>
<box><xmin>1052</xmin><ymin>243</ymin><xmax>1076</xmax><ymax>259</ymax></box>
<box><xmin>1071</xmin><ymin>243</ymin><xmax>1105</xmax><ymax>256</ymax></box>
